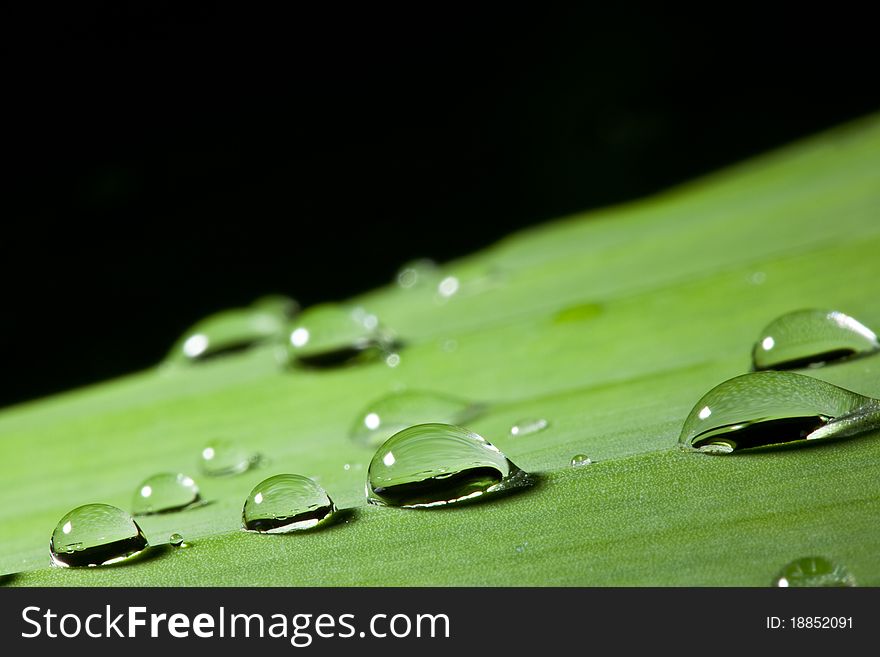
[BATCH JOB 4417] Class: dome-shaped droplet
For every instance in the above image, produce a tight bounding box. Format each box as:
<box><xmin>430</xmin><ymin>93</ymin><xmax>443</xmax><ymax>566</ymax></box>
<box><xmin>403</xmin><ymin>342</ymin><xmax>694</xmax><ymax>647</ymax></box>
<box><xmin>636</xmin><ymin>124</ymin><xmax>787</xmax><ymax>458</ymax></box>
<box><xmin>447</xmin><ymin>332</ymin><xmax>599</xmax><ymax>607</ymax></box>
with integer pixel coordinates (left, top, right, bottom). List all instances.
<box><xmin>286</xmin><ymin>304</ymin><xmax>396</xmax><ymax>367</ymax></box>
<box><xmin>396</xmin><ymin>258</ymin><xmax>440</xmax><ymax>290</ymax></box>
<box><xmin>168</xmin><ymin>533</ymin><xmax>186</xmax><ymax>547</ymax></box>
<box><xmin>773</xmin><ymin>557</ymin><xmax>856</xmax><ymax>587</ymax></box>
<box><xmin>366</xmin><ymin>423</ymin><xmax>529</xmax><ymax>508</ymax></box>
<box><xmin>200</xmin><ymin>440</ymin><xmax>261</xmax><ymax>477</ymax></box>
<box><xmin>166</xmin><ymin>295</ymin><xmax>298</xmax><ymax>364</ymax></box>
<box><xmin>242</xmin><ymin>474</ymin><xmax>336</xmax><ymax>533</ymax></box>
<box><xmin>570</xmin><ymin>454</ymin><xmax>592</xmax><ymax>467</ymax></box>
<box><xmin>350</xmin><ymin>390</ymin><xmax>485</xmax><ymax>448</ymax></box>
<box><xmin>752</xmin><ymin>309</ymin><xmax>879</xmax><ymax>371</ymax></box>
<box><xmin>510</xmin><ymin>418</ymin><xmax>549</xmax><ymax>437</ymax></box>
<box><xmin>131</xmin><ymin>473</ymin><xmax>201</xmax><ymax>515</ymax></box>
<box><xmin>679</xmin><ymin>371</ymin><xmax>880</xmax><ymax>453</ymax></box>
<box><xmin>50</xmin><ymin>504</ymin><xmax>148</xmax><ymax>568</ymax></box>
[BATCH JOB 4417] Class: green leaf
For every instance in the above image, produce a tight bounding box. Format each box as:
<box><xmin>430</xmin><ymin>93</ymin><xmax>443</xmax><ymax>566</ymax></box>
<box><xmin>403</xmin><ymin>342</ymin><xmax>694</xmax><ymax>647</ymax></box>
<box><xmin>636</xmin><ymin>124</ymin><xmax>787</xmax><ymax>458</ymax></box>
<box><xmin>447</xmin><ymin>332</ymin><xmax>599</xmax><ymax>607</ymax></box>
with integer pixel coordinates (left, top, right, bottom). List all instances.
<box><xmin>3</xmin><ymin>115</ymin><xmax>880</xmax><ymax>586</ymax></box>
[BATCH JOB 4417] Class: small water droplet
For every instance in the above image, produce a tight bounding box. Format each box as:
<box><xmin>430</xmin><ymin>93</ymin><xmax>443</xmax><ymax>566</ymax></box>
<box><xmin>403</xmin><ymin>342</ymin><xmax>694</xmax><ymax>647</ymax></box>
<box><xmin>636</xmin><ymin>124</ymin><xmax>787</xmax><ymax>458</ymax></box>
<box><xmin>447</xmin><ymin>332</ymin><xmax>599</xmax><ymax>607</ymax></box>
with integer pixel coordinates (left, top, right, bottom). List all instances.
<box><xmin>286</xmin><ymin>303</ymin><xmax>397</xmax><ymax>368</ymax></box>
<box><xmin>570</xmin><ymin>454</ymin><xmax>592</xmax><ymax>467</ymax></box>
<box><xmin>679</xmin><ymin>371</ymin><xmax>880</xmax><ymax>453</ymax></box>
<box><xmin>200</xmin><ymin>440</ymin><xmax>261</xmax><ymax>476</ymax></box>
<box><xmin>748</xmin><ymin>271</ymin><xmax>767</xmax><ymax>285</ymax></box>
<box><xmin>168</xmin><ymin>533</ymin><xmax>186</xmax><ymax>548</ymax></box>
<box><xmin>166</xmin><ymin>296</ymin><xmax>297</xmax><ymax>364</ymax></box>
<box><xmin>514</xmin><ymin>542</ymin><xmax>528</xmax><ymax>554</ymax></box>
<box><xmin>752</xmin><ymin>309</ymin><xmax>879</xmax><ymax>371</ymax></box>
<box><xmin>242</xmin><ymin>474</ymin><xmax>337</xmax><ymax>533</ymax></box>
<box><xmin>385</xmin><ymin>353</ymin><xmax>401</xmax><ymax>368</ymax></box>
<box><xmin>396</xmin><ymin>259</ymin><xmax>440</xmax><ymax>289</ymax></box>
<box><xmin>436</xmin><ymin>276</ymin><xmax>460</xmax><ymax>299</ymax></box>
<box><xmin>50</xmin><ymin>504</ymin><xmax>148</xmax><ymax>568</ymax></box>
<box><xmin>509</xmin><ymin>418</ymin><xmax>549</xmax><ymax>437</ymax></box>
<box><xmin>132</xmin><ymin>473</ymin><xmax>201</xmax><ymax>515</ymax></box>
<box><xmin>366</xmin><ymin>423</ymin><xmax>530</xmax><ymax>508</ymax></box>
<box><xmin>773</xmin><ymin>557</ymin><xmax>856</xmax><ymax>587</ymax></box>
<box><xmin>441</xmin><ymin>338</ymin><xmax>458</xmax><ymax>353</ymax></box>
<box><xmin>350</xmin><ymin>391</ymin><xmax>485</xmax><ymax>448</ymax></box>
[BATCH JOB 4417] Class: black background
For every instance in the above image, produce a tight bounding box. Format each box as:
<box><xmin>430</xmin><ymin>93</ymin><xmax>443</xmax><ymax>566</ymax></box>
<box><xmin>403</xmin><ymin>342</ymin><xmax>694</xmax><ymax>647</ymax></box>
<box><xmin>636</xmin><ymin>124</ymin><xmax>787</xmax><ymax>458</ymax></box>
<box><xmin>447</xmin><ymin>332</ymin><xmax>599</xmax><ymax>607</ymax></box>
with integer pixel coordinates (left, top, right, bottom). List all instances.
<box><xmin>2</xmin><ymin>4</ymin><xmax>878</xmax><ymax>408</ymax></box>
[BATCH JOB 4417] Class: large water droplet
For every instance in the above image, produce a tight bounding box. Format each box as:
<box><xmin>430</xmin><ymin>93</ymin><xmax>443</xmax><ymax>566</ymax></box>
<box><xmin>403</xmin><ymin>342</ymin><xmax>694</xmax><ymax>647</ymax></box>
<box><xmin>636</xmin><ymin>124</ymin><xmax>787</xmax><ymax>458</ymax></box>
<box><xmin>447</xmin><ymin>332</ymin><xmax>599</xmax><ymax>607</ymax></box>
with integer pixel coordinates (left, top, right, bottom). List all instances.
<box><xmin>773</xmin><ymin>557</ymin><xmax>856</xmax><ymax>587</ymax></box>
<box><xmin>169</xmin><ymin>533</ymin><xmax>186</xmax><ymax>548</ymax></box>
<box><xmin>131</xmin><ymin>473</ymin><xmax>201</xmax><ymax>515</ymax></box>
<box><xmin>366</xmin><ymin>423</ymin><xmax>530</xmax><ymax>508</ymax></box>
<box><xmin>510</xmin><ymin>418</ymin><xmax>549</xmax><ymax>437</ymax></box>
<box><xmin>350</xmin><ymin>391</ymin><xmax>485</xmax><ymax>448</ymax></box>
<box><xmin>679</xmin><ymin>371</ymin><xmax>880</xmax><ymax>453</ymax></box>
<box><xmin>200</xmin><ymin>440</ymin><xmax>261</xmax><ymax>477</ymax></box>
<box><xmin>752</xmin><ymin>309</ymin><xmax>879</xmax><ymax>371</ymax></box>
<box><xmin>242</xmin><ymin>474</ymin><xmax>336</xmax><ymax>533</ymax></box>
<box><xmin>166</xmin><ymin>296</ymin><xmax>298</xmax><ymax>364</ymax></box>
<box><xmin>50</xmin><ymin>504</ymin><xmax>148</xmax><ymax>568</ymax></box>
<box><xmin>570</xmin><ymin>454</ymin><xmax>592</xmax><ymax>467</ymax></box>
<box><xmin>286</xmin><ymin>303</ymin><xmax>396</xmax><ymax>367</ymax></box>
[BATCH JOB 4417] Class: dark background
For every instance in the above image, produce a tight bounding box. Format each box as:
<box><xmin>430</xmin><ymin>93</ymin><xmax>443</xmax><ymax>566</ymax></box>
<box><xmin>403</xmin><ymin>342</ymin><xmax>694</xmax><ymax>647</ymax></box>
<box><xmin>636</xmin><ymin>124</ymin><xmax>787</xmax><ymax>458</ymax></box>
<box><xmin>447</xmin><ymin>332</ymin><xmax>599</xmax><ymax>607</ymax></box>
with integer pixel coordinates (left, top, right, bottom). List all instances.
<box><xmin>1</xmin><ymin>5</ymin><xmax>878</xmax><ymax>408</ymax></box>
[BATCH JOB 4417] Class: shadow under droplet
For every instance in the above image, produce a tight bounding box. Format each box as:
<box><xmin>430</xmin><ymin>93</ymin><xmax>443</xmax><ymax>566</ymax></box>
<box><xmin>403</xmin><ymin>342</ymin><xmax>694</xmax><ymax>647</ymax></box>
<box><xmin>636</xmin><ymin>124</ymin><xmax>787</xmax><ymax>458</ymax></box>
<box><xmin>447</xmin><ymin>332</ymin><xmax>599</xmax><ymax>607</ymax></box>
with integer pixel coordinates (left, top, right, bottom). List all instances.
<box><xmin>388</xmin><ymin>472</ymin><xmax>545</xmax><ymax>511</ymax></box>
<box><xmin>245</xmin><ymin>508</ymin><xmax>359</xmax><ymax>536</ymax></box>
<box><xmin>730</xmin><ymin>429</ymin><xmax>880</xmax><ymax>455</ymax></box>
<box><xmin>102</xmin><ymin>544</ymin><xmax>173</xmax><ymax>569</ymax></box>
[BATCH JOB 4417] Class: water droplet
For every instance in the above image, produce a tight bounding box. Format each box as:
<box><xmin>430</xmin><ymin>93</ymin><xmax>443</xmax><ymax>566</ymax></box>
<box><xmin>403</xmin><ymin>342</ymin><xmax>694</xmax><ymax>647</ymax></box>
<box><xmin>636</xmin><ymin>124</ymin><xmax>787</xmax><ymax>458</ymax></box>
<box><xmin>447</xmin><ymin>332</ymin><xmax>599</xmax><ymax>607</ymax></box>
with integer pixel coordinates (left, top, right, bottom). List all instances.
<box><xmin>752</xmin><ymin>309</ymin><xmax>879</xmax><ymax>371</ymax></box>
<box><xmin>366</xmin><ymin>423</ymin><xmax>530</xmax><ymax>508</ymax></box>
<box><xmin>773</xmin><ymin>557</ymin><xmax>856</xmax><ymax>587</ymax></box>
<box><xmin>350</xmin><ymin>391</ymin><xmax>485</xmax><ymax>448</ymax></box>
<box><xmin>570</xmin><ymin>454</ymin><xmax>592</xmax><ymax>467</ymax></box>
<box><xmin>50</xmin><ymin>504</ymin><xmax>148</xmax><ymax>568</ymax></box>
<box><xmin>166</xmin><ymin>296</ymin><xmax>297</xmax><ymax>364</ymax></box>
<box><xmin>200</xmin><ymin>440</ymin><xmax>261</xmax><ymax>477</ymax></box>
<box><xmin>168</xmin><ymin>533</ymin><xmax>186</xmax><ymax>548</ymax></box>
<box><xmin>131</xmin><ymin>473</ymin><xmax>201</xmax><ymax>515</ymax></box>
<box><xmin>436</xmin><ymin>276</ymin><xmax>460</xmax><ymax>299</ymax></box>
<box><xmin>385</xmin><ymin>353</ymin><xmax>401</xmax><ymax>368</ymax></box>
<box><xmin>748</xmin><ymin>271</ymin><xmax>767</xmax><ymax>285</ymax></box>
<box><xmin>286</xmin><ymin>303</ymin><xmax>397</xmax><ymax>367</ymax></box>
<box><xmin>441</xmin><ymin>338</ymin><xmax>458</xmax><ymax>353</ymax></box>
<box><xmin>510</xmin><ymin>418</ymin><xmax>549</xmax><ymax>437</ymax></box>
<box><xmin>396</xmin><ymin>259</ymin><xmax>440</xmax><ymax>289</ymax></box>
<box><xmin>242</xmin><ymin>474</ymin><xmax>336</xmax><ymax>533</ymax></box>
<box><xmin>679</xmin><ymin>371</ymin><xmax>880</xmax><ymax>453</ymax></box>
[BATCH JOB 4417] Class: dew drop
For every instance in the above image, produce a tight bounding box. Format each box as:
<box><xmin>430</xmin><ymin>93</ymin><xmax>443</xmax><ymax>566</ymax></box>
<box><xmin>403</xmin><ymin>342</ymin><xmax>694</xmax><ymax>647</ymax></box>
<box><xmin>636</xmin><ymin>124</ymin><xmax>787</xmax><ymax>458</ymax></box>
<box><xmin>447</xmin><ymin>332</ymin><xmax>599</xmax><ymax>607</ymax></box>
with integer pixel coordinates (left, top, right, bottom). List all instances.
<box><xmin>437</xmin><ymin>276</ymin><xmax>460</xmax><ymax>299</ymax></box>
<box><xmin>50</xmin><ymin>504</ymin><xmax>148</xmax><ymax>568</ymax></box>
<box><xmin>752</xmin><ymin>309</ymin><xmax>879</xmax><ymax>371</ymax></box>
<box><xmin>510</xmin><ymin>418</ymin><xmax>549</xmax><ymax>437</ymax></box>
<box><xmin>242</xmin><ymin>474</ymin><xmax>337</xmax><ymax>533</ymax></box>
<box><xmin>168</xmin><ymin>533</ymin><xmax>186</xmax><ymax>548</ymax></box>
<box><xmin>773</xmin><ymin>557</ymin><xmax>856</xmax><ymax>587</ymax></box>
<box><xmin>166</xmin><ymin>296</ymin><xmax>297</xmax><ymax>364</ymax></box>
<box><xmin>200</xmin><ymin>440</ymin><xmax>261</xmax><ymax>477</ymax></box>
<box><xmin>286</xmin><ymin>303</ymin><xmax>397</xmax><ymax>368</ymax></box>
<box><xmin>570</xmin><ymin>454</ymin><xmax>592</xmax><ymax>467</ymax></box>
<box><xmin>131</xmin><ymin>473</ymin><xmax>201</xmax><ymax>515</ymax></box>
<box><xmin>679</xmin><ymin>371</ymin><xmax>880</xmax><ymax>453</ymax></box>
<box><xmin>350</xmin><ymin>391</ymin><xmax>485</xmax><ymax>448</ymax></box>
<box><xmin>366</xmin><ymin>423</ymin><xmax>530</xmax><ymax>508</ymax></box>
<box><xmin>396</xmin><ymin>258</ymin><xmax>440</xmax><ymax>289</ymax></box>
